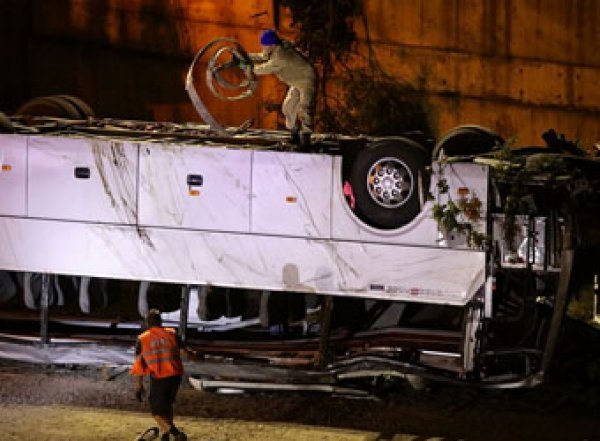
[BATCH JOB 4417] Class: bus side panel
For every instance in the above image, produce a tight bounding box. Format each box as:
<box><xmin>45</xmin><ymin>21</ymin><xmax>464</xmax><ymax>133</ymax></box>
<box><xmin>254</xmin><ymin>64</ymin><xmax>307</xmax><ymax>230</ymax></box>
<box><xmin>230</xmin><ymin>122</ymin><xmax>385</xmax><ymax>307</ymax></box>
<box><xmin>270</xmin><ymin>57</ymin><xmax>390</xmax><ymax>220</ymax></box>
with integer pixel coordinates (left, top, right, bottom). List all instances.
<box><xmin>0</xmin><ymin>216</ymin><xmax>484</xmax><ymax>305</ymax></box>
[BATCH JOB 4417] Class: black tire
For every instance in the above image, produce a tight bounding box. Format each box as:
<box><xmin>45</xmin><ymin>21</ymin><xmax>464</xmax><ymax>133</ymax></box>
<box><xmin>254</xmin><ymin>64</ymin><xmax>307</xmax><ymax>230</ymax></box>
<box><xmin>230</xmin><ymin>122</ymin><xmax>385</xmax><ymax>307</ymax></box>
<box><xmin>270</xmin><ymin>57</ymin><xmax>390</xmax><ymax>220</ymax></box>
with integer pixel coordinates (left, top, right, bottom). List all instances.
<box><xmin>16</xmin><ymin>96</ymin><xmax>80</xmax><ymax>119</ymax></box>
<box><xmin>0</xmin><ymin>111</ymin><xmax>14</xmax><ymax>133</ymax></box>
<box><xmin>16</xmin><ymin>95</ymin><xmax>95</xmax><ymax>119</ymax></box>
<box><xmin>432</xmin><ymin>125</ymin><xmax>504</xmax><ymax>160</ymax></box>
<box><xmin>56</xmin><ymin>95</ymin><xmax>96</xmax><ymax>118</ymax></box>
<box><xmin>349</xmin><ymin>139</ymin><xmax>429</xmax><ymax>230</ymax></box>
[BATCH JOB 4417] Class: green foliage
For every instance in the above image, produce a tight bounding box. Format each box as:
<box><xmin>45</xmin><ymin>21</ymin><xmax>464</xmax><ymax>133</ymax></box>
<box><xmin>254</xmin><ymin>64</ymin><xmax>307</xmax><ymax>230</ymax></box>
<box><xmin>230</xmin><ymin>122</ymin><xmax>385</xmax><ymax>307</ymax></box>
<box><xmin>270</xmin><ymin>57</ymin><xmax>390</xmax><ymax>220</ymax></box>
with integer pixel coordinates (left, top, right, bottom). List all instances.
<box><xmin>432</xmin><ymin>199</ymin><xmax>461</xmax><ymax>232</ymax></box>
<box><xmin>279</xmin><ymin>1</ymin><xmax>432</xmax><ymax>136</ymax></box>
<box><xmin>432</xmin><ymin>161</ymin><xmax>488</xmax><ymax>250</ymax></box>
<box><xmin>488</xmin><ymin>142</ymin><xmax>576</xmax><ymax>251</ymax></box>
<box><xmin>433</xmin><ymin>198</ymin><xmax>488</xmax><ymax>249</ymax></box>
<box><xmin>458</xmin><ymin>195</ymin><xmax>483</xmax><ymax>222</ymax></box>
<box><xmin>280</xmin><ymin>0</ymin><xmax>362</xmax><ymax>67</ymax></box>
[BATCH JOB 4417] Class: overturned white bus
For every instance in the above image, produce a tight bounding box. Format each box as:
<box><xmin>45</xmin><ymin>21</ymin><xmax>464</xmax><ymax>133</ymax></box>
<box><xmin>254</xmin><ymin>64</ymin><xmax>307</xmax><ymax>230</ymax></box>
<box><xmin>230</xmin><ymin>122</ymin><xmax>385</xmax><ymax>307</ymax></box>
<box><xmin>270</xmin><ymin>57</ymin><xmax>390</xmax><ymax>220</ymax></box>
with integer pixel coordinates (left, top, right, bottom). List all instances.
<box><xmin>1</xmin><ymin>113</ymin><xmax>599</xmax><ymax>393</ymax></box>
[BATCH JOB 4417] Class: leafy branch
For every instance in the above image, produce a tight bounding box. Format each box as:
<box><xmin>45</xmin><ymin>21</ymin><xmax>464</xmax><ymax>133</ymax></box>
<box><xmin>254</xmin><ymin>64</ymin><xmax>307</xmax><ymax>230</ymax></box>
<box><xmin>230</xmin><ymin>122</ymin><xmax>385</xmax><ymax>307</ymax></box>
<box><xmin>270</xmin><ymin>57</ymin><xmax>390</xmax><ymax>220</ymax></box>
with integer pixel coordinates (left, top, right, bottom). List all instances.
<box><xmin>279</xmin><ymin>0</ymin><xmax>432</xmax><ymax>136</ymax></box>
<box><xmin>432</xmin><ymin>160</ymin><xmax>488</xmax><ymax>249</ymax></box>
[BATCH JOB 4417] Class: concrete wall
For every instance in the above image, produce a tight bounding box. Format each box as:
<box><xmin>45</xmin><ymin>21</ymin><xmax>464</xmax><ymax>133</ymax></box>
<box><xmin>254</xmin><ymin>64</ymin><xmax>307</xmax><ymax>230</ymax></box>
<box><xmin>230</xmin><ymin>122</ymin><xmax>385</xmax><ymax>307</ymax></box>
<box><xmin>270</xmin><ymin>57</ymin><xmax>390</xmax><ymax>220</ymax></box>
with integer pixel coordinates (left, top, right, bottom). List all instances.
<box><xmin>0</xmin><ymin>0</ymin><xmax>598</xmax><ymax>146</ymax></box>
<box><xmin>358</xmin><ymin>0</ymin><xmax>600</xmax><ymax>145</ymax></box>
<box><xmin>0</xmin><ymin>0</ymin><xmax>31</xmax><ymax>112</ymax></box>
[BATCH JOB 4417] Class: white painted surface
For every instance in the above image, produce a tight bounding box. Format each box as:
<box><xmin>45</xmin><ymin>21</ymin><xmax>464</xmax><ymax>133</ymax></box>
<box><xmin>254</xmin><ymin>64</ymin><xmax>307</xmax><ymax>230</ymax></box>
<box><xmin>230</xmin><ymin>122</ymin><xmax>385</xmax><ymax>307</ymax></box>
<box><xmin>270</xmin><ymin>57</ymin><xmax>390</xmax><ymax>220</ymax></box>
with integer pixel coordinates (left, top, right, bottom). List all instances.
<box><xmin>431</xmin><ymin>162</ymin><xmax>489</xmax><ymax>248</ymax></box>
<box><xmin>439</xmin><ymin>162</ymin><xmax>489</xmax><ymax>211</ymax></box>
<box><xmin>330</xmin><ymin>159</ymin><xmax>489</xmax><ymax>248</ymax></box>
<box><xmin>0</xmin><ymin>217</ymin><xmax>484</xmax><ymax>305</ymax></box>
<box><xmin>0</xmin><ymin>133</ymin><xmax>490</xmax><ymax>304</ymax></box>
<box><xmin>251</xmin><ymin>151</ymin><xmax>332</xmax><ymax>238</ymax></box>
<box><xmin>138</xmin><ymin>143</ymin><xmax>252</xmax><ymax>232</ymax></box>
<box><xmin>0</xmin><ymin>135</ymin><xmax>27</xmax><ymax>216</ymax></box>
<box><xmin>330</xmin><ymin>156</ymin><xmax>440</xmax><ymax>246</ymax></box>
<box><xmin>27</xmin><ymin>136</ymin><xmax>138</xmax><ymax>224</ymax></box>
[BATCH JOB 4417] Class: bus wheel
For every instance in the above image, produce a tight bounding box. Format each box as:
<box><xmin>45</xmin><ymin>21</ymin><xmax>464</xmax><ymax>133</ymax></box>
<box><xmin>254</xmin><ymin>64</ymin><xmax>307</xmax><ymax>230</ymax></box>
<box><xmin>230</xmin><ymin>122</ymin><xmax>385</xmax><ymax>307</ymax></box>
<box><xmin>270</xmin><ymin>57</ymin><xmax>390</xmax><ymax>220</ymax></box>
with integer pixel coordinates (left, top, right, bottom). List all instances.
<box><xmin>16</xmin><ymin>95</ymin><xmax>95</xmax><ymax>119</ymax></box>
<box><xmin>432</xmin><ymin>125</ymin><xmax>503</xmax><ymax>161</ymax></box>
<box><xmin>349</xmin><ymin>139</ymin><xmax>429</xmax><ymax>230</ymax></box>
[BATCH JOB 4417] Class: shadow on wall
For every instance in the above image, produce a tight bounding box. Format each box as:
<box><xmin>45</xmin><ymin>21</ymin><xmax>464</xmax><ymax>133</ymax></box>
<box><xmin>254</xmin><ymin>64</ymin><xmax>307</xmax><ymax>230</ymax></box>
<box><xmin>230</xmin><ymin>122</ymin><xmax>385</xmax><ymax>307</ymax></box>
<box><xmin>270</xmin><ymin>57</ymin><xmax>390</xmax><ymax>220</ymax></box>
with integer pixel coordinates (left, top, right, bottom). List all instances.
<box><xmin>9</xmin><ymin>1</ymin><xmax>194</xmax><ymax>120</ymax></box>
<box><xmin>0</xmin><ymin>0</ymin><xmax>32</xmax><ymax>112</ymax></box>
<box><xmin>88</xmin><ymin>0</ymin><xmax>192</xmax><ymax>120</ymax></box>
<box><xmin>320</xmin><ymin>68</ymin><xmax>433</xmax><ymax>137</ymax></box>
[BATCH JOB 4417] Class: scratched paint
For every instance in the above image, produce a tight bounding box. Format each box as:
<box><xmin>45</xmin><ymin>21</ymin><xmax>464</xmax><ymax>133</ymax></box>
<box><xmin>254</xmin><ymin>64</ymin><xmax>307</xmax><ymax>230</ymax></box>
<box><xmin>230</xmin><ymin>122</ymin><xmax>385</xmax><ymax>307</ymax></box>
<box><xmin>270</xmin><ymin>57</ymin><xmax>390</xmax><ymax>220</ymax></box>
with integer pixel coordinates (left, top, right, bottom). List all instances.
<box><xmin>91</xmin><ymin>140</ymin><xmax>137</xmax><ymax>223</ymax></box>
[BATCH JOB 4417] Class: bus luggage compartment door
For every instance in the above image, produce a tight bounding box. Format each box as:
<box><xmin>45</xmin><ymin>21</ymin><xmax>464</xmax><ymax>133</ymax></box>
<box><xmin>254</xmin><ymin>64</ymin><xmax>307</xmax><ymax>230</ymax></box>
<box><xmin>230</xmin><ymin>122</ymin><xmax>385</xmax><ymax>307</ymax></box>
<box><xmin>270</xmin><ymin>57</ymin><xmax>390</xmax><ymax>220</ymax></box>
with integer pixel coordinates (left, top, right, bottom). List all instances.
<box><xmin>27</xmin><ymin>137</ymin><xmax>138</xmax><ymax>224</ymax></box>
<box><xmin>138</xmin><ymin>143</ymin><xmax>252</xmax><ymax>233</ymax></box>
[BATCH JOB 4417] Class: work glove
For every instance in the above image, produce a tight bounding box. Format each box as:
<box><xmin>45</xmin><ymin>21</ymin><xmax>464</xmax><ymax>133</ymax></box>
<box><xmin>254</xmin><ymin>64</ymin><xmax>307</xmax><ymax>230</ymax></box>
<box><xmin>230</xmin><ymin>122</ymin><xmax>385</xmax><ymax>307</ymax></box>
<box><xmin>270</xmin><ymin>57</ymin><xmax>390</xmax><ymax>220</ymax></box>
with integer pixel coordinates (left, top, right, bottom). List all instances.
<box><xmin>238</xmin><ymin>61</ymin><xmax>252</xmax><ymax>71</ymax></box>
<box><xmin>135</xmin><ymin>385</ymin><xmax>145</xmax><ymax>402</ymax></box>
<box><xmin>233</xmin><ymin>54</ymin><xmax>252</xmax><ymax>71</ymax></box>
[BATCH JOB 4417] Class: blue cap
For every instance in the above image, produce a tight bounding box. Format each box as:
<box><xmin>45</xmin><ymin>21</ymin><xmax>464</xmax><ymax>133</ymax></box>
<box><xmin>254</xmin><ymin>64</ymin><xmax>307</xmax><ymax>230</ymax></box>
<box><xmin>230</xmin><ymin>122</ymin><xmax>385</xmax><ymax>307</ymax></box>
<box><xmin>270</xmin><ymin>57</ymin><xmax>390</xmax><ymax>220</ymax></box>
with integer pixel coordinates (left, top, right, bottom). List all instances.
<box><xmin>260</xmin><ymin>29</ymin><xmax>280</xmax><ymax>46</ymax></box>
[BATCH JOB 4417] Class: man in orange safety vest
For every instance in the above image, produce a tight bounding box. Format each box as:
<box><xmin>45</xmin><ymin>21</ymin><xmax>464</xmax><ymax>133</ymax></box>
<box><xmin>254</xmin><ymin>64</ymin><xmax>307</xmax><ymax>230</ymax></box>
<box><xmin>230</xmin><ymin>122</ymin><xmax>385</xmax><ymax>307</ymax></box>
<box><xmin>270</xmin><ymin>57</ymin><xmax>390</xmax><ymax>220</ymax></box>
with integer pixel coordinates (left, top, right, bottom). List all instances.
<box><xmin>131</xmin><ymin>309</ymin><xmax>188</xmax><ymax>441</ymax></box>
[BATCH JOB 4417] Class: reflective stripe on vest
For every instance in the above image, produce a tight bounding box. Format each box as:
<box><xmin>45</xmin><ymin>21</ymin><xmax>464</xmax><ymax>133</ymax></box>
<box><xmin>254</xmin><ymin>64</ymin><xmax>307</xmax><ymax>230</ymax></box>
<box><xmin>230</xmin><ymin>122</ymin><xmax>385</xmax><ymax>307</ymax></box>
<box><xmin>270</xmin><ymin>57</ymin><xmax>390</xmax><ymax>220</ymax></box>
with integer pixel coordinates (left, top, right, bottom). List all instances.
<box><xmin>136</xmin><ymin>327</ymin><xmax>183</xmax><ymax>378</ymax></box>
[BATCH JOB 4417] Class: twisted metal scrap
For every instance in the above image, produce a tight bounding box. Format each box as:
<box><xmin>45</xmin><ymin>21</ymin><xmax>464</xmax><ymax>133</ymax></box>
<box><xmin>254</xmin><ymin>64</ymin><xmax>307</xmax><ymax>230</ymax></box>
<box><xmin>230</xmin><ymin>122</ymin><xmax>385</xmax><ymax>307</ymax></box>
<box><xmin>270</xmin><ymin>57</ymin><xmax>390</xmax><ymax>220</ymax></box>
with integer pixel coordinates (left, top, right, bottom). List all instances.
<box><xmin>185</xmin><ymin>38</ymin><xmax>257</xmax><ymax>136</ymax></box>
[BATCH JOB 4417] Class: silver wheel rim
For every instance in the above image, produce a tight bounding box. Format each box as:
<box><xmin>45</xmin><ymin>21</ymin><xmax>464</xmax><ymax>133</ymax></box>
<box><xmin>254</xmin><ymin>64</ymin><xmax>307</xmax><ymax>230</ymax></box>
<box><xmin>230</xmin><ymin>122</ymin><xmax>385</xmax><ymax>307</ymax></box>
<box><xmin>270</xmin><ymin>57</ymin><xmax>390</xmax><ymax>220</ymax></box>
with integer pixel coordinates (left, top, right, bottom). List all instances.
<box><xmin>366</xmin><ymin>157</ymin><xmax>414</xmax><ymax>208</ymax></box>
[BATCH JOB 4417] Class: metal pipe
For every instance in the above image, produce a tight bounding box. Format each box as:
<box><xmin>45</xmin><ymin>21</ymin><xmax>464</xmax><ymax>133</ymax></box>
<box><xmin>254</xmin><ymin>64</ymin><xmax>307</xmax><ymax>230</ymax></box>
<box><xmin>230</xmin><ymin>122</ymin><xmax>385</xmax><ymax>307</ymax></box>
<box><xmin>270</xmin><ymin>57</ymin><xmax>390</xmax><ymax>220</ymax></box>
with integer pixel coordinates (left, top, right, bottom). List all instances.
<box><xmin>317</xmin><ymin>296</ymin><xmax>333</xmax><ymax>368</ymax></box>
<box><xmin>179</xmin><ymin>286</ymin><xmax>193</xmax><ymax>344</ymax></box>
<box><xmin>40</xmin><ymin>273</ymin><xmax>50</xmax><ymax>345</ymax></box>
<box><xmin>539</xmin><ymin>218</ymin><xmax>574</xmax><ymax>377</ymax></box>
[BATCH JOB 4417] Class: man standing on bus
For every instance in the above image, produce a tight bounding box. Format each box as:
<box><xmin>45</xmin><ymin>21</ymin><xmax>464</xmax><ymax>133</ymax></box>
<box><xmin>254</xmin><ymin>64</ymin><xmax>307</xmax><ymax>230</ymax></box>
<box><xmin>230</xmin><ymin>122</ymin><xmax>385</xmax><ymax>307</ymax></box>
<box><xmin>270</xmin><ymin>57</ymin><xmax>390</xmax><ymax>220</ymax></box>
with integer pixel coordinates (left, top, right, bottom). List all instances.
<box><xmin>131</xmin><ymin>309</ymin><xmax>187</xmax><ymax>441</ymax></box>
<box><xmin>246</xmin><ymin>29</ymin><xmax>316</xmax><ymax>148</ymax></box>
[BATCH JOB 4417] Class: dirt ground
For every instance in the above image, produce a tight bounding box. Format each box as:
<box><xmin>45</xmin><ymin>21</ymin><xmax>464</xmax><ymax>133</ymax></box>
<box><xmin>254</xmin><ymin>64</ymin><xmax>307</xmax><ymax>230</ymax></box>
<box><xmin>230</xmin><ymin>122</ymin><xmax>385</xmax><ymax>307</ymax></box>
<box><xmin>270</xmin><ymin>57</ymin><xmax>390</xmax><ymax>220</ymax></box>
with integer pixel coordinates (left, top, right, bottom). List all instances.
<box><xmin>0</xmin><ymin>355</ymin><xmax>599</xmax><ymax>441</ymax></box>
